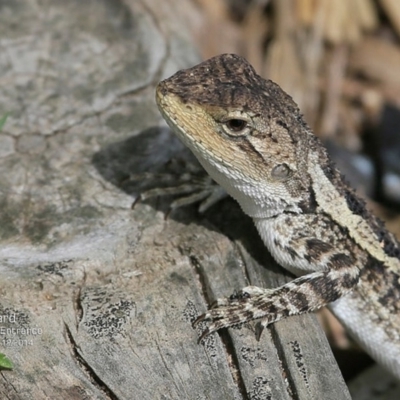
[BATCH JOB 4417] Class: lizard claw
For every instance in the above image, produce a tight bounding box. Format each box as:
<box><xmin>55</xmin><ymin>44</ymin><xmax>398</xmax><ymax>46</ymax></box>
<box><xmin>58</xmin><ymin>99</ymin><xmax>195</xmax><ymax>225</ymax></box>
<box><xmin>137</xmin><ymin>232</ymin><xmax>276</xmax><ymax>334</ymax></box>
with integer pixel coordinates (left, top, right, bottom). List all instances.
<box><xmin>192</xmin><ymin>312</ymin><xmax>208</xmax><ymax>328</ymax></box>
<box><xmin>194</xmin><ymin>303</ymin><xmax>252</xmax><ymax>343</ymax></box>
<box><xmin>255</xmin><ymin>320</ymin><xmax>266</xmax><ymax>341</ymax></box>
<box><xmin>193</xmin><ymin>312</ymin><xmax>221</xmax><ymax>343</ymax></box>
<box><xmin>197</xmin><ymin>327</ymin><xmax>211</xmax><ymax>344</ymax></box>
<box><xmin>131</xmin><ymin>194</ymin><xmax>142</xmax><ymax>209</ymax></box>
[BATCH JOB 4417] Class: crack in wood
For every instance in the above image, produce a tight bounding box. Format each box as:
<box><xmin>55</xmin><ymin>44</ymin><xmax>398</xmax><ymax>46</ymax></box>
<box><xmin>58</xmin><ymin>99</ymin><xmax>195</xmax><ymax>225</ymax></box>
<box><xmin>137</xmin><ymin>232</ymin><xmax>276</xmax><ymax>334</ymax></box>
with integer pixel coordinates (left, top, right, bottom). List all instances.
<box><xmin>232</xmin><ymin>241</ymin><xmax>252</xmax><ymax>287</ymax></box>
<box><xmin>188</xmin><ymin>254</ymin><xmax>250</xmax><ymax>400</ymax></box>
<box><xmin>270</xmin><ymin>327</ymin><xmax>298</xmax><ymax>400</ymax></box>
<box><xmin>63</xmin><ymin>323</ymin><xmax>118</xmax><ymax>400</ymax></box>
<box><xmin>219</xmin><ymin>331</ymin><xmax>251</xmax><ymax>400</ymax></box>
<box><xmin>74</xmin><ymin>287</ymin><xmax>84</xmax><ymax>329</ymax></box>
<box><xmin>189</xmin><ymin>255</ymin><xmax>212</xmax><ymax>304</ymax></box>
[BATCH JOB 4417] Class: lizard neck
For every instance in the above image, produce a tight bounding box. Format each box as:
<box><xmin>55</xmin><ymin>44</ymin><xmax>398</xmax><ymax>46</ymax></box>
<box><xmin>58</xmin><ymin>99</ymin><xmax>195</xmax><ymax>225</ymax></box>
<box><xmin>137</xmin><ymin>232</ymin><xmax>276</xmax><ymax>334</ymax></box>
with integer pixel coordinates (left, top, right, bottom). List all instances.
<box><xmin>197</xmin><ymin>155</ymin><xmax>302</xmax><ymax>219</ymax></box>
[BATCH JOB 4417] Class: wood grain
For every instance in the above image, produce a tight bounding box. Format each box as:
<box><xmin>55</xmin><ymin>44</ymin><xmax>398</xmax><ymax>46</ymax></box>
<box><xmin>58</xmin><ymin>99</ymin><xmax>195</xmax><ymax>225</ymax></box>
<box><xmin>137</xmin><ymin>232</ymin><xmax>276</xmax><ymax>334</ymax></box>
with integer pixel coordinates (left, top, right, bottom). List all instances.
<box><xmin>0</xmin><ymin>0</ymin><xmax>351</xmax><ymax>398</ymax></box>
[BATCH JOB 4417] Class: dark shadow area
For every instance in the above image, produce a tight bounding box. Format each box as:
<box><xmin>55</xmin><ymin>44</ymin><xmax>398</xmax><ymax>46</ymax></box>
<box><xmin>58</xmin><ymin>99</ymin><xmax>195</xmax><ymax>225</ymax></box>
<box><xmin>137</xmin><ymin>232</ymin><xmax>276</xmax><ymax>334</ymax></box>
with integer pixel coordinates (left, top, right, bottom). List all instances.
<box><xmin>92</xmin><ymin>126</ymin><xmax>188</xmax><ymax>191</ymax></box>
<box><xmin>91</xmin><ymin>126</ymin><xmax>286</xmax><ymax>277</ymax></box>
<box><xmin>332</xmin><ymin>348</ymin><xmax>374</xmax><ymax>382</ymax></box>
<box><xmin>363</xmin><ymin>104</ymin><xmax>400</xmax><ymax>211</ymax></box>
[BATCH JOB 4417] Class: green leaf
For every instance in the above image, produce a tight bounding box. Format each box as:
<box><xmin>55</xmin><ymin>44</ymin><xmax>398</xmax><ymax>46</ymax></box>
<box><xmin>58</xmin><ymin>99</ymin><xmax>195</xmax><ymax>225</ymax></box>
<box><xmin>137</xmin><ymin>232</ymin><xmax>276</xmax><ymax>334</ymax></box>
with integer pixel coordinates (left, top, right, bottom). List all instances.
<box><xmin>0</xmin><ymin>114</ymin><xmax>8</xmax><ymax>131</ymax></box>
<box><xmin>0</xmin><ymin>353</ymin><xmax>13</xmax><ymax>370</ymax></box>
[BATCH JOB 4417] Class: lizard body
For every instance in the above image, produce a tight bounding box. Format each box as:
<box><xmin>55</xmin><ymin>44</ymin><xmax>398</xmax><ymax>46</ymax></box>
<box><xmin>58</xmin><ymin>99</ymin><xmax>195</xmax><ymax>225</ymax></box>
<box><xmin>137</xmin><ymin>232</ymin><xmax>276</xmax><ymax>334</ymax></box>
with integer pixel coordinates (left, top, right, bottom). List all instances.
<box><xmin>155</xmin><ymin>54</ymin><xmax>400</xmax><ymax>378</ymax></box>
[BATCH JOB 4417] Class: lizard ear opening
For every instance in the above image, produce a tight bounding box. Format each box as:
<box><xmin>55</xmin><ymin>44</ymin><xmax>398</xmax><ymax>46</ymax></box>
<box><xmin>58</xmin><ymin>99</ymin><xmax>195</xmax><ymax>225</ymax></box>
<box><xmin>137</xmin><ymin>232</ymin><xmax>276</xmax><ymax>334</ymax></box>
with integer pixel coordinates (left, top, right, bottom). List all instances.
<box><xmin>271</xmin><ymin>163</ymin><xmax>292</xmax><ymax>180</ymax></box>
<box><xmin>222</xmin><ymin>118</ymin><xmax>250</xmax><ymax>137</ymax></box>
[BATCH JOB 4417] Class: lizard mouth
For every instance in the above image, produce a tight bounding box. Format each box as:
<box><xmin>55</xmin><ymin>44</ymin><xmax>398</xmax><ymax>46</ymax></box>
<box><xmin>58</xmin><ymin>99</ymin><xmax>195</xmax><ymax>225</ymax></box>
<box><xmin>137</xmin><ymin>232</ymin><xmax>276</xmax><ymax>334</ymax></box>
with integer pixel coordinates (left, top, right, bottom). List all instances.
<box><xmin>156</xmin><ymin>83</ymin><xmax>202</xmax><ymax>152</ymax></box>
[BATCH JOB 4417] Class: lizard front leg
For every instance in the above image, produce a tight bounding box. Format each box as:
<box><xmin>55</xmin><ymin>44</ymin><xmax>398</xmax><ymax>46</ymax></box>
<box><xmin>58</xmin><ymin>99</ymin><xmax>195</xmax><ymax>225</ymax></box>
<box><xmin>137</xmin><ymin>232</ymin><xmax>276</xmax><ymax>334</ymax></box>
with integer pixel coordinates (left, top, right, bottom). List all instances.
<box><xmin>195</xmin><ymin>213</ymin><xmax>365</xmax><ymax>341</ymax></box>
<box><xmin>195</xmin><ymin>267</ymin><xmax>360</xmax><ymax>341</ymax></box>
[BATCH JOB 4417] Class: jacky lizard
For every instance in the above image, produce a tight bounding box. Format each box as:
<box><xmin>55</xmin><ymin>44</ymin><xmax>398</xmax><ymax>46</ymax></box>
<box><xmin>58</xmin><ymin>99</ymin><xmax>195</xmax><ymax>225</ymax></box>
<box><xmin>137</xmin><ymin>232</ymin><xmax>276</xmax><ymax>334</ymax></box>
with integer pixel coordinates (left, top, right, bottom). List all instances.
<box><xmin>156</xmin><ymin>54</ymin><xmax>400</xmax><ymax>379</ymax></box>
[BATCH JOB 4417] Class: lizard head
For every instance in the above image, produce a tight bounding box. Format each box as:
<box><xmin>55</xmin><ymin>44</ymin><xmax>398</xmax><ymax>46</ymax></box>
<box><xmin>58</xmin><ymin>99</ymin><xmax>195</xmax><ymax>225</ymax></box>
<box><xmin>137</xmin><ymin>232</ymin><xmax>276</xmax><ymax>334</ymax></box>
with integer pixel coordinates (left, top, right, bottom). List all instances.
<box><xmin>156</xmin><ymin>54</ymin><xmax>315</xmax><ymax>218</ymax></box>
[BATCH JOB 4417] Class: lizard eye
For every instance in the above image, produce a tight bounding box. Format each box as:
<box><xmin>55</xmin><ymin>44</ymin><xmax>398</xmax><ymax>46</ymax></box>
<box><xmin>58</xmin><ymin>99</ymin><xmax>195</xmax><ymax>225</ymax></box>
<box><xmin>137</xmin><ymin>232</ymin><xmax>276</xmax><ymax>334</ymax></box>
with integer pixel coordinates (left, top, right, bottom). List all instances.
<box><xmin>271</xmin><ymin>163</ymin><xmax>291</xmax><ymax>180</ymax></box>
<box><xmin>222</xmin><ymin>119</ymin><xmax>249</xmax><ymax>136</ymax></box>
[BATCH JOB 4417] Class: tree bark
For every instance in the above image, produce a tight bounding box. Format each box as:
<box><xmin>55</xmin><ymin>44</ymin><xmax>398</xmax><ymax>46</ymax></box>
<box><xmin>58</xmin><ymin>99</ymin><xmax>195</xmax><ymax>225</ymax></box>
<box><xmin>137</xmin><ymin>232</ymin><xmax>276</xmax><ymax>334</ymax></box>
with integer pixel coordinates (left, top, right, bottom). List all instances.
<box><xmin>0</xmin><ymin>0</ymin><xmax>351</xmax><ymax>398</ymax></box>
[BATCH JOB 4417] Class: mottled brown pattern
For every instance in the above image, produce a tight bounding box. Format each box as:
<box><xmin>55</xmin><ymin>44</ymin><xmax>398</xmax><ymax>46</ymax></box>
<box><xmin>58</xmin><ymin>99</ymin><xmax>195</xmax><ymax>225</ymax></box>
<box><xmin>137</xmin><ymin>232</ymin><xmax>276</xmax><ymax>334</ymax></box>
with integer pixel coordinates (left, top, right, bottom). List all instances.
<box><xmin>305</xmin><ymin>238</ymin><xmax>334</xmax><ymax>260</ymax></box>
<box><xmin>361</xmin><ymin>256</ymin><xmax>400</xmax><ymax>310</ymax></box>
<box><xmin>157</xmin><ymin>54</ymin><xmax>400</xmax><ymax>377</ymax></box>
<box><xmin>158</xmin><ymin>54</ymin><xmax>299</xmax><ymax>118</ymax></box>
<box><xmin>309</xmin><ymin>133</ymin><xmax>400</xmax><ymax>261</ymax></box>
<box><xmin>328</xmin><ymin>253</ymin><xmax>356</xmax><ymax>270</ymax></box>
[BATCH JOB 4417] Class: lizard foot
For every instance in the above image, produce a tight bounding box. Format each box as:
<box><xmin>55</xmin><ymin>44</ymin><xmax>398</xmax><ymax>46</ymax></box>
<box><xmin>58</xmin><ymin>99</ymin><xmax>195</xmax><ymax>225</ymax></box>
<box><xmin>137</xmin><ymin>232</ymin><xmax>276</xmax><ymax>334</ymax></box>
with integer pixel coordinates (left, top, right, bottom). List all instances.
<box><xmin>194</xmin><ymin>286</ymin><xmax>276</xmax><ymax>343</ymax></box>
<box><xmin>128</xmin><ymin>167</ymin><xmax>226</xmax><ymax>214</ymax></box>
